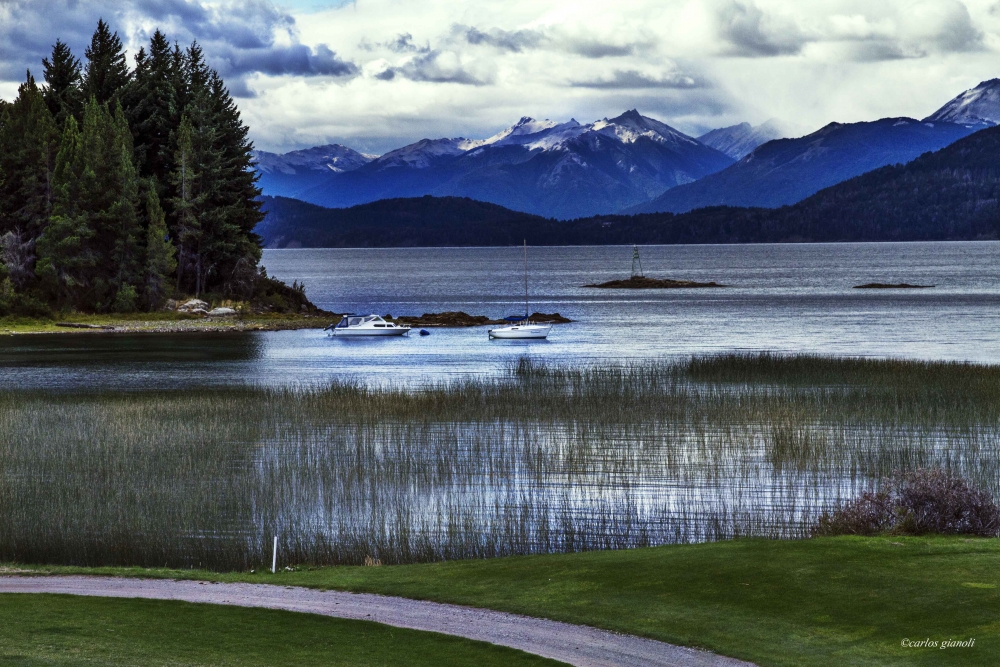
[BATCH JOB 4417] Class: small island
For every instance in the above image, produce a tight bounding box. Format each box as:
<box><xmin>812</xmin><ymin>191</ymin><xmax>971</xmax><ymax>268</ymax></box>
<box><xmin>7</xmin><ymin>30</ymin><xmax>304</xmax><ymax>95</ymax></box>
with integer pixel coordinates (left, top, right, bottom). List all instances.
<box><xmin>585</xmin><ymin>276</ymin><xmax>726</xmax><ymax>289</ymax></box>
<box><xmin>390</xmin><ymin>311</ymin><xmax>572</xmax><ymax>327</ymax></box>
<box><xmin>853</xmin><ymin>283</ymin><xmax>934</xmax><ymax>289</ymax></box>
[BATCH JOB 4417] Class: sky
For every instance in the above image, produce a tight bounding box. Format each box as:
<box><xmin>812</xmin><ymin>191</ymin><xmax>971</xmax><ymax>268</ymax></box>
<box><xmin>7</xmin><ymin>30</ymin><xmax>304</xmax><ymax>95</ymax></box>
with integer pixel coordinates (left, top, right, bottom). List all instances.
<box><xmin>1</xmin><ymin>0</ymin><xmax>998</xmax><ymax>154</ymax></box>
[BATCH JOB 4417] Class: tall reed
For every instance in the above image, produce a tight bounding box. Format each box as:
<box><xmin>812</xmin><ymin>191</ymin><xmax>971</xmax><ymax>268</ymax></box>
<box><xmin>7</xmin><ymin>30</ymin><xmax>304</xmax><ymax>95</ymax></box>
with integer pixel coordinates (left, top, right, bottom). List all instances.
<box><xmin>1</xmin><ymin>353</ymin><xmax>998</xmax><ymax>570</ymax></box>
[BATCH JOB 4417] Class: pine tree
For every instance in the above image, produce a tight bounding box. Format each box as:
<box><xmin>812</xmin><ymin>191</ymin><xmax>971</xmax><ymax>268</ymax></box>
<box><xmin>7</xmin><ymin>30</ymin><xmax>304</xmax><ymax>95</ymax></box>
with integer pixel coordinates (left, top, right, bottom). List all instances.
<box><xmin>0</xmin><ymin>72</ymin><xmax>58</xmax><ymax>255</ymax></box>
<box><xmin>143</xmin><ymin>187</ymin><xmax>176</xmax><ymax>310</ymax></box>
<box><xmin>83</xmin><ymin>19</ymin><xmax>130</xmax><ymax>107</ymax></box>
<box><xmin>127</xmin><ymin>30</ymin><xmax>177</xmax><ymax>186</ymax></box>
<box><xmin>42</xmin><ymin>40</ymin><xmax>83</xmax><ymax>126</ymax></box>
<box><xmin>35</xmin><ymin>115</ymin><xmax>94</xmax><ymax>308</ymax></box>
<box><xmin>206</xmin><ymin>70</ymin><xmax>264</xmax><ymax>294</ymax></box>
<box><xmin>107</xmin><ymin>102</ymin><xmax>142</xmax><ymax>310</ymax></box>
<box><xmin>170</xmin><ymin>115</ymin><xmax>203</xmax><ymax>294</ymax></box>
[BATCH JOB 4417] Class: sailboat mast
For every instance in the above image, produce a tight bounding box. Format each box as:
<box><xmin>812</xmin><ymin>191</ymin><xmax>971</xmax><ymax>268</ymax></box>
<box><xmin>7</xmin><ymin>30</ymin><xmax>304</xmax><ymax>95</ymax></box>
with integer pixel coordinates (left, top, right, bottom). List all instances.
<box><xmin>523</xmin><ymin>239</ymin><xmax>528</xmax><ymax>317</ymax></box>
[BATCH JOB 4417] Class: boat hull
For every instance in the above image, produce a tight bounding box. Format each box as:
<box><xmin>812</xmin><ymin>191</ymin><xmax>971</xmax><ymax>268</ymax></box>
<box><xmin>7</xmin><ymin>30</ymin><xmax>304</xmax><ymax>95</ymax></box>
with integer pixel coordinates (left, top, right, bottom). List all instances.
<box><xmin>329</xmin><ymin>328</ymin><xmax>410</xmax><ymax>337</ymax></box>
<box><xmin>488</xmin><ymin>325</ymin><xmax>551</xmax><ymax>339</ymax></box>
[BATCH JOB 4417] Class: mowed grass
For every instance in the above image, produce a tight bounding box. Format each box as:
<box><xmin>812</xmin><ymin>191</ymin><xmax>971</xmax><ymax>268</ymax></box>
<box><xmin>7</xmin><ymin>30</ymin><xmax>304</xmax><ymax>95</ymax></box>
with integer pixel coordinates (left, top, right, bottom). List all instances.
<box><xmin>25</xmin><ymin>536</ymin><xmax>1000</xmax><ymax>666</ymax></box>
<box><xmin>0</xmin><ymin>593</ymin><xmax>562</xmax><ymax>666</ymax></box>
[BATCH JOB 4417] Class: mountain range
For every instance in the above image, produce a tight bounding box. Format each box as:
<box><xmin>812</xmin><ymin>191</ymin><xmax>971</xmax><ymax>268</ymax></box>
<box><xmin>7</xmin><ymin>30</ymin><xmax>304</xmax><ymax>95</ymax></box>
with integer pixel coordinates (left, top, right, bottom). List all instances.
<box><xmin>253</xmin><ymin>78</ymin><xmax>1000</xmax><ymax>220</ymax></box>
<box><xmin>258</xmin><ymin>121</ymin><xmax>1000</xmax><ymax>248</ymax></box>
<box><xmin>283</xmin><ymin>111</ymin><xmax>734</xmax><ymax>219</ymax></box>
<box><xmin>630</xmin><ymin>117</ymin><xmax>977</xmax><ymax>214</ymax></box>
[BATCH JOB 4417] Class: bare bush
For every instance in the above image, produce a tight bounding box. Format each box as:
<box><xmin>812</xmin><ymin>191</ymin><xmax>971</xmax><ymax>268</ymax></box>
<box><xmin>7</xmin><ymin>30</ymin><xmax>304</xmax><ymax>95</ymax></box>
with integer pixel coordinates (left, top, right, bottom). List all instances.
<box><xmin>814</xmin><ymin>469</ymin><xmax>1000</xmax><ymax>537</ymax></box>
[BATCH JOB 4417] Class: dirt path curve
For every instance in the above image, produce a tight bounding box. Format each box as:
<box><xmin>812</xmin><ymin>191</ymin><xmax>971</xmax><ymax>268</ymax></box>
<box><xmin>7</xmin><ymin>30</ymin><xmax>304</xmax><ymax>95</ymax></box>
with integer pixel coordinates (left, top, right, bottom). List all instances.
<box><xmin>0</xmin><ymin>576</ymin><xmax>753</xmax><ymax>667</ymax></box>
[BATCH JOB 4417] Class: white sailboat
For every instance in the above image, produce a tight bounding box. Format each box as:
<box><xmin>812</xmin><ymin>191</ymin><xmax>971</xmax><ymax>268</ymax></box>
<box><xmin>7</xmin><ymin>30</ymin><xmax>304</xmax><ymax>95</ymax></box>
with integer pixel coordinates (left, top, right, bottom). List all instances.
<box><xmin>488</xmin><ymin>241</ymin><xmax>552</xmax><ymax>340</ymax></box>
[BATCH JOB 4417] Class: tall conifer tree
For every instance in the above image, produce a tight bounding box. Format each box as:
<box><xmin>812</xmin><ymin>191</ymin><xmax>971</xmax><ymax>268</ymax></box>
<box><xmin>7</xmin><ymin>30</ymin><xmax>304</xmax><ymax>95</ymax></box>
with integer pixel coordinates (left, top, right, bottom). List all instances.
<box><xmin>0</xmin><ymin>71</ymin><xmax>58</xmax><ymax>277</ymax></box>
<box><xmin>108</xmin><ymin>102</ymin><xmax>142</xmax><ymax>310</ymax></box>
<box><xmin>83</xmin><ymin>19</ymin><xmax>130</xmax><ymax>107</ymax></box>
<box><xmin>36</xmin><ymin>115</ymin><xmax>94</xmax><ymax>307</ymax></box>
<box><xmin>128</xmin><ymin>30</ymin><xmax>177</xmax><ymax>186</ymax></box>
<box><xmin>42</xmin><ymin>40</ymin><xmax>83</xmax><ymax>126</ymax></box>
<box><xmin>143</xmin><ymin>188</ymin><xmax>176</xmax><ymax>310</ymax></box>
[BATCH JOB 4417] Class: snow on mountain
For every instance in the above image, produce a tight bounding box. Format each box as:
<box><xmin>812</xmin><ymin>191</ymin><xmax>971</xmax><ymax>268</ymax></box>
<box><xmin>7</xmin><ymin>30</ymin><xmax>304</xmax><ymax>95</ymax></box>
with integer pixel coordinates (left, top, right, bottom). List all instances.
<box><xmin>593</xmin><ymin>109</ymin><xmax>700</xmax><ymax>147</ymax></box>
<box><xmin>697</xmin><ymin>119</ymin><xmax>805</xmax><ymax>160</ymax></box>
<box><xmin>468</xmin><ymin>116</ymin><xmax>581</xmax><ymax>149</ymax></box>
<box><xmin>293</xmin><ymin>110</ymin><xmax>734</xmax><ymax>218</ymax></box>
<box><xmin>253</xmin><ymin>144</ymin><xmax>376</xmax><ymax>175</ymax></box>
<box><xmin>253</xmin><ymin>144</ymin><xmax>377</xmax><ymax>199</ymax></box>
<box><xmin>924</xmin><ymin>79</ymin><xmax>1000</xmax><ymax>127</ymax></box>
<box><xmin>371</xmin><ymin>137</ymin><xmax>481</xmax><ymax>169</ymax></box>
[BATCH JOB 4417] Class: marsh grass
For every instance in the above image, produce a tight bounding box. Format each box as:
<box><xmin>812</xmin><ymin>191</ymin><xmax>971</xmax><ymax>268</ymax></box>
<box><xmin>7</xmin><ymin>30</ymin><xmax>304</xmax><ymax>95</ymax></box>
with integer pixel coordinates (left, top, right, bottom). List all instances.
<box><xmin>3</xmin><ymin>353</ymin><xmax>999</xmax><ymax>570</ymax></box>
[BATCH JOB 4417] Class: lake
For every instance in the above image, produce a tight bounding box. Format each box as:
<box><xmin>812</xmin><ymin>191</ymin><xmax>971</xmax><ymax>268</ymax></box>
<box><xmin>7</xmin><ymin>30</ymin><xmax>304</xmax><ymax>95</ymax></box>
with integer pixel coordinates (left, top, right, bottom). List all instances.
<box><xmin>3</xmin><ymin>242</ymin><xmax>999</xmax><ymax>390</ymax></box>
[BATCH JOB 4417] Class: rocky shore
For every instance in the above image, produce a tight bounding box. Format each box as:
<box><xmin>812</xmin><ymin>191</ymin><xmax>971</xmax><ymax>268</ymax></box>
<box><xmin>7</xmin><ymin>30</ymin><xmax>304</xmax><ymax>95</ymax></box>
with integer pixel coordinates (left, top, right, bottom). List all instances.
<box><xmin>585</xmin><ymin>276</ymin><xmax>726</xmax><ymax>288</ymax></box>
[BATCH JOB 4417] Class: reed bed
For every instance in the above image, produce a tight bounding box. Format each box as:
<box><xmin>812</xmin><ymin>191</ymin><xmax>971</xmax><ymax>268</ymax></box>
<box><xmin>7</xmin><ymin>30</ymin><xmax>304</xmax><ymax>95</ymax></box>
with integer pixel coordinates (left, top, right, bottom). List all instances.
<box><xmin>1</xmin><ymin>353</ymin><xmax>999</xmax><ymax>570</ymax></box>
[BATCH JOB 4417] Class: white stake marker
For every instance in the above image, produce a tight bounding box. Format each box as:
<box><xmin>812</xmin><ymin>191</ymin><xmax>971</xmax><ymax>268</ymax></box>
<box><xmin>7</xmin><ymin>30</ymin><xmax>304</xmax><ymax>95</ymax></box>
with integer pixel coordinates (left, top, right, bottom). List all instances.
<box><xmin>272</xmin><ymin>536</ymin><xmax>278</xmax><ymax>574</ymax></box>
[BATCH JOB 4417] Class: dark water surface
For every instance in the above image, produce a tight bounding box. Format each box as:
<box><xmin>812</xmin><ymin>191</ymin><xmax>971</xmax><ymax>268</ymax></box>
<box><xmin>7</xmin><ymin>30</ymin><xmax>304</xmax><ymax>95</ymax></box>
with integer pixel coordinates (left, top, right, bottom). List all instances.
<box><xmin>4</xmin><ymin>242</ymin><xmax>1000</xmax><ymax>389</ymax></box>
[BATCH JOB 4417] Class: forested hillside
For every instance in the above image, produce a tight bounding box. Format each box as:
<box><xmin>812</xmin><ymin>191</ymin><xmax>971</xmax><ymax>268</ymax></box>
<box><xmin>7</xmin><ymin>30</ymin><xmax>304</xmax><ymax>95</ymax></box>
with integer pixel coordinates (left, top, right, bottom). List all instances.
<box><xmin>0</xmin><ymin>21</ymin><xmax>285</xmax><ymax>316</ymax></box>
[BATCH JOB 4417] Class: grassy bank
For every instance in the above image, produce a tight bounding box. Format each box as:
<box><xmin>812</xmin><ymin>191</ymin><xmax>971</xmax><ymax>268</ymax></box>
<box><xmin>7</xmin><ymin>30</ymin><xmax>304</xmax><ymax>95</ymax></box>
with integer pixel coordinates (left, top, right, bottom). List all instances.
<box><xmin>13</xmin><ymin>536</ymin><xmax>999</xmax><ymax>666</ymax></box>
<box><xmin>3</xmin><ymin>354</ymin><xmax>1000</xmax><ymax>569</ymax></box>
<box><xmin>0</xmin><ymin>311</ymin><xmax>327</xmax><ymax>334</ymax></box>
<box><xmin>0</xmin><ymin>594</ymin><xmax>558</xmax><ymax>666</ymax></box>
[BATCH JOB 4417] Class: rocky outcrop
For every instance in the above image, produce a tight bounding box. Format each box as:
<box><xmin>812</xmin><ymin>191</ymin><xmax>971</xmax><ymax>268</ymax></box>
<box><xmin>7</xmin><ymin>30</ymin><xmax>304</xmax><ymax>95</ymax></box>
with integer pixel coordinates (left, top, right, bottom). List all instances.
<box><xmin>390</xmin><ymin>311</ymin><xmax>573</xmax><ymax>327</ymax></box>
<box><xmin>585</xmin><ymin>276</ymin><xmax>725</xmax><ymax>288</ymax></box>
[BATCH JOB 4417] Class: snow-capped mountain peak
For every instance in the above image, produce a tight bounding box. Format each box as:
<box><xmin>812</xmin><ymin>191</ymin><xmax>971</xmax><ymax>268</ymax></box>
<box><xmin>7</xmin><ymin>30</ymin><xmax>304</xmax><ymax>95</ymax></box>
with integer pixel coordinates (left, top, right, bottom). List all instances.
<box><xmin>924</xmin><ymin>79</ymin><xmax>1000</xmax><ymax>127</ymax></box>
<box><xmin>373</xmin><ymin>137</ymin><xmax>479</xmax><ymax>169</ymax></box>
<box><xmin>253</xmin><ymin>144</ymin><xmax>376</xmax><ymax>175</ymax></box>
<box><xmin>471</xmin><ymin>117</ymin><xmax>585</xmax><ymax>150</ymax></box>
<box><xmin>592</xmin><ymin>109</ymin><xmax>699</xmax><ymax>147</ymax></box>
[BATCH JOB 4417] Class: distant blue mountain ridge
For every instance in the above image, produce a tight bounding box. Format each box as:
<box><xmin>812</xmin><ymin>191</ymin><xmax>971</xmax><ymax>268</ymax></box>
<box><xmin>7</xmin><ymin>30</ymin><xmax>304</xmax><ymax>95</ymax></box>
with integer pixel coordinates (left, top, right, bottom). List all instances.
<box><xmin>253</xmin><ymin>79</ymin><xmax>1000</xmax><ymax>219</ymax></box>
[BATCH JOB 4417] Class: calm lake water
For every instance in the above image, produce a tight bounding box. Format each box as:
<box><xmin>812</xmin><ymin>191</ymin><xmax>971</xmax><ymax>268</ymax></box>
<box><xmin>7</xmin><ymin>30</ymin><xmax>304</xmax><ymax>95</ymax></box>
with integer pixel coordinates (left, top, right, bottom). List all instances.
<box><xmin>3</xmin><ymin>242</ymin><xmax>1000</xmax><ymax>389</ymax></box>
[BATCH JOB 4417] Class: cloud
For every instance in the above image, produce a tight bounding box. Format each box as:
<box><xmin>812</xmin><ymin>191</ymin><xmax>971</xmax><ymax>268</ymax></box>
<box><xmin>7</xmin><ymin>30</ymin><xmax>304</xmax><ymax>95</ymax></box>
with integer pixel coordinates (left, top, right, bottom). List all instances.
<box><xmin>375</xmin><ymin>50</ymin><xmax>485</xmax><ymax>85</ymax></box>
<box><xmin>214</xmin><ymin>43</ymin><xmax>357</xmax><ymax>78</ymax></box>
<box><xmin>456</xmin><ymin>25</ymin><xmax>544</xmax><ymax>52</ymax></box>
<box><xmin>381</xmin><ymin>32</ymin><xmax>428</xmax><ymax>53</ymax></box>
<box><xmin>902</xmin><ymin>0</ymin><xmax>983</xmax><ymax>53</ymax></box>
<box><xmin>0</xmin><ymin>0</ymin><xmax>358</xmax><ymax>91</ymax></box>
<box><xmin>716</xmin><ymin>1</ymin><xmax>812</xmax><ymax>57</ymax></box>
<box><xmin>570</xmin><ymin>69</ymin><xmax>700</xmax><ymax>89</ymax></box>
<box><xmin>454</xmin><ymin>22</ymin><xmax>652</xmax><ymax>59</ymax></box>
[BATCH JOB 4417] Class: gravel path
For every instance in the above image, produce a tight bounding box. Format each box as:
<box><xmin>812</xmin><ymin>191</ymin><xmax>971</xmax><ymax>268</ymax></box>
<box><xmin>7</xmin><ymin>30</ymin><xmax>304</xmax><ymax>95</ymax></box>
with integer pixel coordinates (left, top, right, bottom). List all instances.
<box><xmin>0</xmin><ymin>576</ymin><xmax>754</xmax><ymax>667</ymax></box>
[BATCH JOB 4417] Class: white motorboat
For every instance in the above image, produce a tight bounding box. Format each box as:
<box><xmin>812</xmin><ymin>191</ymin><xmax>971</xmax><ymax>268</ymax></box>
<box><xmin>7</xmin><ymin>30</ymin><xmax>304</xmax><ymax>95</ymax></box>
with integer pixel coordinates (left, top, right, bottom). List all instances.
<box><xmin>325</xmin><ymin>314</ymin><xmax>410</xmax><ymax>337</ymax></box>
<box><xmin>488</xmin><ymin>241</ymin><xmax>551</xmax><ymax>340</ymax></box>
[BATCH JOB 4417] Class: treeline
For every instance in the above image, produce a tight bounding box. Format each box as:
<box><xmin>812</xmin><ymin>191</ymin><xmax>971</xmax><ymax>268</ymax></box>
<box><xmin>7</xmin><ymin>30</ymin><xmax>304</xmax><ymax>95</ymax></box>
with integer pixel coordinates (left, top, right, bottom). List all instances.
<box><xmin>259</xmin><ymin>124</ymin><xmax>1000</xmax><ymax>248</ymax></box>
<box><xmin>0</xmin><ymin>21</ymin><xmax>268</xmax><ymax>315</ymax></box>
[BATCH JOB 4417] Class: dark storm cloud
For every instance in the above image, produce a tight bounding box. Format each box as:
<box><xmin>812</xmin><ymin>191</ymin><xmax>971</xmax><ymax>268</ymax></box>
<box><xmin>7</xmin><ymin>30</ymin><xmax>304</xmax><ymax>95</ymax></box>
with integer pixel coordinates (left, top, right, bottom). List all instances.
<box><xmin>570</xmin><ymin>69</ymin><xmax>700</xmax><ymax>89</ymax></box>
<box><xmin>214</xmin><ymin>43</ymin><xmax>357</xmax><ymax>78</ymax></box>
<box><xmin>376</xmin><ymin>50</ymin><xmax>485</xmax><ymax>85</ymax></box>
<box><xmin>457</xmin><ymin>25</ymin><xmax>545</xmax><ymax>53</ymax></box>
<box><xmin>562</xmin><ymin>37</ymin><xmax>644</xmax><ymax>58</ymax></box>
<box><xmin>716</xmin><ymin>1</ymin><xmax>810</xmax><ymax>57</ymax></box>
<box><xmin>381</xmin><ymin>33</ymin><xmax>428</xmax><ymax>53</ymax></box>
<box><xmin>454</xmin><ymin>23</ymin><xmax>650</xmax><ymax>59</ymax></box>
<box><xmin>0</xmin><ymin>0</ymin><xmax>358</xmax><ymax>91</ymax></box>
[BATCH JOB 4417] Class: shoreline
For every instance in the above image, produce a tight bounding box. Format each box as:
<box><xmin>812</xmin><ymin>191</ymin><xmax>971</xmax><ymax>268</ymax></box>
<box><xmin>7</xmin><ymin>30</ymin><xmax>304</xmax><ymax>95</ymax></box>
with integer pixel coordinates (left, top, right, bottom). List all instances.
<box><xmin>0</xmin><ymin>311</ymin><xmax>573</xmax><ymax>335</ymax></box>
<box><xmin>0</xmin><ymin>314</ymin><xmax>329</xmax><ymax>335</ymax></box>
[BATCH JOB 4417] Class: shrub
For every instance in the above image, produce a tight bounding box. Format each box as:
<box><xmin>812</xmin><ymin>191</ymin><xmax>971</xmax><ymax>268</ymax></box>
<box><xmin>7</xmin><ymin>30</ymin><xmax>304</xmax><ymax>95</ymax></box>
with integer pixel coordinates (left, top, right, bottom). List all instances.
<box><xmin>814</xmin><ymin>469</ymin><xmax>1000</xmax><ymax>537</ymax></box>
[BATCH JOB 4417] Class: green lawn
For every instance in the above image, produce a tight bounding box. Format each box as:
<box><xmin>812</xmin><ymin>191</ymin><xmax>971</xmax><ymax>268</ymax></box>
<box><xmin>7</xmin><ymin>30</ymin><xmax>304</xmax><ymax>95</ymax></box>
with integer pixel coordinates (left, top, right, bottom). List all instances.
<box><xmin>0</xmin><ymin>593</ymin><xmax>562</xmax><ymax>666</ymax></box>
<box><xmin>19</xmin><ymin>536</ymin><xmax>1000</xmax><ymax>666</ymax></box>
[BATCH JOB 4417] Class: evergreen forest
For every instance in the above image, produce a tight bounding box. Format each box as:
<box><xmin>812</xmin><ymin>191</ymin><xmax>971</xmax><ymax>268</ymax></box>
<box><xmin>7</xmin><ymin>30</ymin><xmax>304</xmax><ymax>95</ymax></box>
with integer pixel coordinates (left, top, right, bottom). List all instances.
<box><xmin>0</xmin><ymin>20</ymin><xmax>298</xmax><ymax>316</ymax></box>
